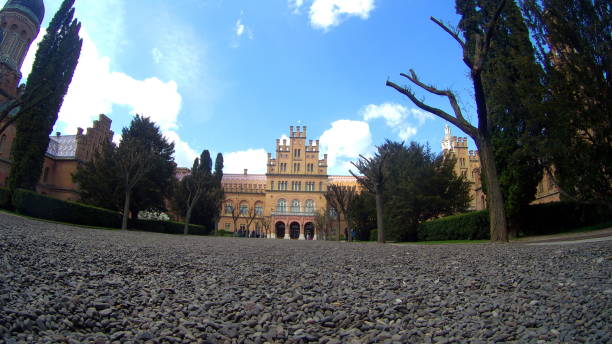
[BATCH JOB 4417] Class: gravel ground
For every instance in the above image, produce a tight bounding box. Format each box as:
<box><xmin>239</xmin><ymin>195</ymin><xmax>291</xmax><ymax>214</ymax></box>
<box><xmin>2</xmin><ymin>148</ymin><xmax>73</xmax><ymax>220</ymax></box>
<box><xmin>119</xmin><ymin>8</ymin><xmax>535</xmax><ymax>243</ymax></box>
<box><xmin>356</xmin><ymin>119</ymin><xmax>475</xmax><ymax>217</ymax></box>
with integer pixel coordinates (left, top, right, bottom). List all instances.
<box><xmin>1</xmin><ymin>212</ymin><xmax>611</xmax><ymax>344</ymax></box>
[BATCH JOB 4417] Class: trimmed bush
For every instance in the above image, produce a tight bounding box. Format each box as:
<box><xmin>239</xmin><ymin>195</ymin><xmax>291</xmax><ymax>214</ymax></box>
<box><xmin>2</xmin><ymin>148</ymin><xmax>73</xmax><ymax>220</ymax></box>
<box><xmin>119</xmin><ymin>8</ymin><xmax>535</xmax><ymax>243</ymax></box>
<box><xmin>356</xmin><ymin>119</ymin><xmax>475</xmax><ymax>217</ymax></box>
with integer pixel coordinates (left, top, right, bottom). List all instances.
<box><xmin>0</xmin><ymin>187</ymin><xmax>9</xmax><ymax>209</ymax></box>
<box><xmin>520</xmin><ymin>202</ymin><xmax>612</xmax><ymax>236</ymax></box>
<box><xmin>214</xmin><ymin>229</ymin><xmax>234</xmax><ymax>237</ymax></box>
<box><xmin>12</xmin><ymin>189</ymin><xmax>122</xmax><ymax>228</ymax></box>
<box><xmin>129</xmin><ymin>219</ymin><xmax>209</xmax><ymax>236</ymax></box>
<box><xmin>418</xmin><ymin>211</ymin><xmax>490</xmax><ymax>241</ymax></box>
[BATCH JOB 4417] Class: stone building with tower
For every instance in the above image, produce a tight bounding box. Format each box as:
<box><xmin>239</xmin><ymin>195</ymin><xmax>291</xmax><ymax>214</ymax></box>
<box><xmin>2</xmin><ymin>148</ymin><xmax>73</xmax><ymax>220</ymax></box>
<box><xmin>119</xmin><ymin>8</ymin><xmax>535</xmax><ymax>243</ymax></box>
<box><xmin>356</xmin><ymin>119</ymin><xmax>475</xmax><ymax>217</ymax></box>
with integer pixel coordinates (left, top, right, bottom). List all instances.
<box><xmin>217</xmin><ymin>125</ymin><xmax>358</xmax><ymax>240</ymax></box>
<box><xmin>442</xmin><ymin>125</ymin><xmax>560</xmax><ymax>211</ymax></box>
<box><xmin>0</xmin><ymin>0</ymin><xmax>114</xmax><ymax>200</ymax></box>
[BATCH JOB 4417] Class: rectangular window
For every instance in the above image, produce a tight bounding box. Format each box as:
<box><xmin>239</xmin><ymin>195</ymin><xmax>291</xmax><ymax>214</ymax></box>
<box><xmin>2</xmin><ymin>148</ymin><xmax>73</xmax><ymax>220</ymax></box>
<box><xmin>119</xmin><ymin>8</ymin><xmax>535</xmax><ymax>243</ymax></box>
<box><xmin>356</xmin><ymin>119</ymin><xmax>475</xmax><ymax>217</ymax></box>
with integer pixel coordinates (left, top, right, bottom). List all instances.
<box><xmin>224</xmin><ymin>223</ymin><xmax>230</xmax><ymax>231</ymax></box>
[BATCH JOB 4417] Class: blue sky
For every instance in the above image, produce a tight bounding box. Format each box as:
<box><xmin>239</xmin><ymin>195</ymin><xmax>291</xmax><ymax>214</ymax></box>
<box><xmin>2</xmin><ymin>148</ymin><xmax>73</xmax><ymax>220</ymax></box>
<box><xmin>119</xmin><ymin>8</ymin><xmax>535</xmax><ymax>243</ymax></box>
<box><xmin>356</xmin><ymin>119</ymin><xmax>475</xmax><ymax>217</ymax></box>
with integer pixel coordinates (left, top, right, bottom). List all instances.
<box><xmin>21</xmin><ymin>0</ymin><xmax>479</xmax><ymax>175</ymax></box>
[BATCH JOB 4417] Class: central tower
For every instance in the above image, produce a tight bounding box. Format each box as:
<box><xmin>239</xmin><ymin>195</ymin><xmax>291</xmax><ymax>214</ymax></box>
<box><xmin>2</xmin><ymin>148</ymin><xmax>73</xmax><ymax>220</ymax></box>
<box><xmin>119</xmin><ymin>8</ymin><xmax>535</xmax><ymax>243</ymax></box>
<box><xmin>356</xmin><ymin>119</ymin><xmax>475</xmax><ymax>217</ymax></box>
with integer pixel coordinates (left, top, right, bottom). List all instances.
<box><xmin>0</xmin><ymin>0</ymin><xmax>45</xmax><ymax>101</ymax></box>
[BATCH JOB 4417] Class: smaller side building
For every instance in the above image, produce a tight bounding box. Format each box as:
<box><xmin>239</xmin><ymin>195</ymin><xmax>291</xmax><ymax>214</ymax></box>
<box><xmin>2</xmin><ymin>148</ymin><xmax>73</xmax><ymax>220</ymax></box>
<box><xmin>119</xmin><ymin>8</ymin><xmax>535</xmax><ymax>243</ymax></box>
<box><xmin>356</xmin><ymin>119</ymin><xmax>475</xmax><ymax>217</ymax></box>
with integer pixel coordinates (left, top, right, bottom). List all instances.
<box><xmin>0</xmin><ymin>114</ymin><xmax>114</xmax><ymax>200</ymax></box>
<box><xmin>442</xmin><ymin>125</ymin><xmax>560</xmax><ymax>210</ymax></box>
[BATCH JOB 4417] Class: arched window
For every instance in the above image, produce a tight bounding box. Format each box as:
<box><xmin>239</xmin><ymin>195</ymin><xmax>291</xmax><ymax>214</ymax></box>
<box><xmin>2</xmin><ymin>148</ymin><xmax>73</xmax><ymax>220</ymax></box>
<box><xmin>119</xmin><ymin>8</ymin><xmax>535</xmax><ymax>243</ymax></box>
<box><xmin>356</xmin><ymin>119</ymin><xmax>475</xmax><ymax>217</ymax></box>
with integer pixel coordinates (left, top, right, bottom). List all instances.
<box><xmin>225</xmin><ymin>202</ymin><xmax>233</xmax><ymax>214</ymax></box>
<box><xmin>255</xmin><ymin>202</ymin><xmax>263</xmax><ymax>216</ymax></box>
<box><xmin>291</xmin><ymin>200</ymin><xmax>300</xmax><ymax>213</ymax></box>
<box><xmin>240</xmin><ymin>202</ymin><xmax>249</xmax><ymax>215</ymax></box>
<box><xmin>305</xmin><ymin>200</ymin><xmax>314</xmax><ymax>213</ymax></box>
<box><xmin>277</xmin><ymin>199</ymin><xmax>286</xmax><ymax>212</ymax></box>
<box><xmin>0</xmin><ymin>135</ymin><xmax>6</xmax><ymax>155</ymax></box>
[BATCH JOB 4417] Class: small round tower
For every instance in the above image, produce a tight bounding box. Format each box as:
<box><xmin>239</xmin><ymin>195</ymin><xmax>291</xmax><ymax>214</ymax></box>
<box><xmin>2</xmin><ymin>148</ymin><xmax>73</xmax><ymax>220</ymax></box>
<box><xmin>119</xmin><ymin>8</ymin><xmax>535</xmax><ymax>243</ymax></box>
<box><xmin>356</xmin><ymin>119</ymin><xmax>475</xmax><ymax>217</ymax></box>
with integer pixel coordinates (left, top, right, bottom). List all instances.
<box><xmin>0</xmin><ymin>0</ymin><xmax>44</xmax><ymax>101</ymax></box>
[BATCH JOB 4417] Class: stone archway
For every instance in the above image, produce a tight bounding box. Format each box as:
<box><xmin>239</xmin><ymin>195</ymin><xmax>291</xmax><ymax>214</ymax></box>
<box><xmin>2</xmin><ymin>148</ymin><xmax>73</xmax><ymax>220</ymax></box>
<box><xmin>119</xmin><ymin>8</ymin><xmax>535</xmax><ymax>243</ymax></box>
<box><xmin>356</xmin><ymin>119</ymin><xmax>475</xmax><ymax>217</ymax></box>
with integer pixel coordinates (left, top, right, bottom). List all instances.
<box><xmin>289</xmin><ymin>222</ymin><xmax>300</xmax><ymax>240</ymax></box>
<box><xmin>304</xmin><ymin>222</ymin><xmax>315</xmax><ymax>240</ymax></box>
<box><xmin>275</xmin><ymin>222</ymin><xmax>285</xmax><ymax>239</ymax></box>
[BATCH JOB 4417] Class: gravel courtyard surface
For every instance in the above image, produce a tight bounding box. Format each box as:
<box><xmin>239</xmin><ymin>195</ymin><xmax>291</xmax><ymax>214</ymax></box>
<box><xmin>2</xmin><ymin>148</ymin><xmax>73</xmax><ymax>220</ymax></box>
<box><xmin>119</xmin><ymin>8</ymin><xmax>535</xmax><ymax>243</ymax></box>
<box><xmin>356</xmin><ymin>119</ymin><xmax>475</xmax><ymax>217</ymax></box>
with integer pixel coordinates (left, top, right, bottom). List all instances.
<box><xmin>1</xmin><ymin>213</ymin><xmax>611</xmax><ymax>344</ymax></box>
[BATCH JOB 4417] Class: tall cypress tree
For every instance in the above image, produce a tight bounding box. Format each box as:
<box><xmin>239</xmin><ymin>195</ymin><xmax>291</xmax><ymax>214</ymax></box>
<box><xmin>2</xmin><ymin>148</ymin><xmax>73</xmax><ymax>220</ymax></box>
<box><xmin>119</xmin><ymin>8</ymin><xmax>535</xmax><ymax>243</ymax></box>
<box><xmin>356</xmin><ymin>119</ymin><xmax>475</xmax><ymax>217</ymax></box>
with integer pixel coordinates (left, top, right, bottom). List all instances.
<box><xmin>521</xmin><ymin>0</ymin><xmax>611</xmax><ymax>206</ymax></box>
<box><xmin>457</xmin><ymin>0</ymin><xmax>545</xmax><ymax>237</ymax></box>
<box><xmin>9</xmin><ymin>0</ymin><xmax>82</xmax><ymax>191</ymax></box>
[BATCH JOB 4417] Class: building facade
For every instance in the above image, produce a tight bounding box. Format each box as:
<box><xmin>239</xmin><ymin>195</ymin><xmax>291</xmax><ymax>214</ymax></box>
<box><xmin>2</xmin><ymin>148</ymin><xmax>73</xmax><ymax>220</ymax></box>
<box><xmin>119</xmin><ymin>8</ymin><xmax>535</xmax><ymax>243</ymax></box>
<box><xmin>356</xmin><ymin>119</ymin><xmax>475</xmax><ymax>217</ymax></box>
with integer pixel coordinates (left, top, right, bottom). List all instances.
<box><xmin>0</xmin><ymin>114</ymin><xmax>114</xmax><ymax>200</ymax></box>
<box><xmin>217</xmin><ymin>125</ymin><xmax>358</xmax><ymax>240</ymax></box>
<box><xmin>442</xmin><ymin>125</ymin><xmax>560</xmax><ymax>211</ymax></box>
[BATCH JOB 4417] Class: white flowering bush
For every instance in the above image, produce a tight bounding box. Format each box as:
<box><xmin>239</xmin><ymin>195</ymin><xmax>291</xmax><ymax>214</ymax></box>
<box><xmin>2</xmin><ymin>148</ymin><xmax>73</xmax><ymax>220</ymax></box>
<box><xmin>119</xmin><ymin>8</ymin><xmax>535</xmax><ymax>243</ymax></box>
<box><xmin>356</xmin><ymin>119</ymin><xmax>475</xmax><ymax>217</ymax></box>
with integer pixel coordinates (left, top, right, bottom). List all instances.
<box><xmin>138</xmin><ymin>210</ymin><xmax>170</xmax><ymax>221</ymax></box>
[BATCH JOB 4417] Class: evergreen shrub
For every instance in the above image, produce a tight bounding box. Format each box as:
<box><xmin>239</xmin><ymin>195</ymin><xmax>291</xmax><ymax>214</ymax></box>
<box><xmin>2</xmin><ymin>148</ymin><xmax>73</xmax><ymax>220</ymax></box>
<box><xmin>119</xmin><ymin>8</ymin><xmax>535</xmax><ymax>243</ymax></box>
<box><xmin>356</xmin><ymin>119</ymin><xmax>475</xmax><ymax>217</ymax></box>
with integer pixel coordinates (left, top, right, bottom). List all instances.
<box><xmin>129</xmin><ymin>219</ymin><xmax>209</xmax><ymax>236</ymax></box>
<box><xmin>417</xmin><ymin>211</ymin><xmax>490</xmax><ymax>241</ymax></box>
<box><xmin>12</xmin><ymin>189</ymin><xmax>122</xmax><ymax>228</ymax></box>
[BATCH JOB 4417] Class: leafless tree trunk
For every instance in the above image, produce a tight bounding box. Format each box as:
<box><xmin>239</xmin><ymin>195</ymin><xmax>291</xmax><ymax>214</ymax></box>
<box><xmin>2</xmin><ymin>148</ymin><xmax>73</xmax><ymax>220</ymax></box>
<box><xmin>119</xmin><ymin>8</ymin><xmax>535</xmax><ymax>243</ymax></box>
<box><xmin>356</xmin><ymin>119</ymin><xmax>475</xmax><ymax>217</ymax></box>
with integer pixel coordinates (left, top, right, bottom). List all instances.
<box><xmin>385</xmin><ymin>0</ymin><xmax>509</xmax><ymax>242</ymax></box>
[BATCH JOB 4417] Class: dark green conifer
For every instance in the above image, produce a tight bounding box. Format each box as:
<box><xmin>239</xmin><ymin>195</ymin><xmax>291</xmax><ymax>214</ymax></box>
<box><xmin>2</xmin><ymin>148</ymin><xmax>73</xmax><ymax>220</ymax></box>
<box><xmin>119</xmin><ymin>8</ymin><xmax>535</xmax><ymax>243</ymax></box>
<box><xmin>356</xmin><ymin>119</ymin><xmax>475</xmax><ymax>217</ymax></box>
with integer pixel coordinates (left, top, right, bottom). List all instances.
<box><xmin>9</xmin><ymin>0</ymin><xmax>82</xmax><ymax>191</ymax></box>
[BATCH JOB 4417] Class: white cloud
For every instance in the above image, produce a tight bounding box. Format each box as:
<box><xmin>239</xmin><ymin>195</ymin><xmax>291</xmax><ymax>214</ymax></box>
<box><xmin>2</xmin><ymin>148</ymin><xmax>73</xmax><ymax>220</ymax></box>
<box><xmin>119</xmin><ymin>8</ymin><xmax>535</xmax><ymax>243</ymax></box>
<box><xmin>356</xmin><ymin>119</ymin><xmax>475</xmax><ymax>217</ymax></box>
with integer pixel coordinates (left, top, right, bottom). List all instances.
<box><xmin>20</xmin><ymin>30</ymin><xmax>199</xmax><ymax>168</ymax></box>
<box><xmin>309</xmin><ymin>0</ymin><xmax>375</xmax><ymax>30</ymax></box>
<box><xmin>289</xmin><ymin>0</ymin><xmax>305</xmax><ymax>13</ymax></box>
<box><xmin>362</xmin><ymin>103</ymin><xmax>433</xmax><ymax>141</ymax></box>
<box><xmin>235</xmin><ymin>19</ymin><xmax>245</xmax><ymax>37</ymax></box>
<box><xmin>319</xmin><ymin>120</ymin><xmax>373</xmax><ymax>175</ymax></box>
<box><xmin>223</xmin><ymin>149</ymin><xmax>268</xmax><ymax>174</ymax></box>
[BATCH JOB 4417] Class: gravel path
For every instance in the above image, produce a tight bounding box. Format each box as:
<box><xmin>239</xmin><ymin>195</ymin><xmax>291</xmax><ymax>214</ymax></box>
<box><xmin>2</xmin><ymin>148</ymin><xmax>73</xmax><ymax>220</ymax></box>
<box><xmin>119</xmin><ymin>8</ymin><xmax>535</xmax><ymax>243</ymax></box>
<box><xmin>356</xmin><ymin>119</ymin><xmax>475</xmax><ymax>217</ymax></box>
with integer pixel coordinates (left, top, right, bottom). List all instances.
<box><xmin>1</xmin><ymin>212</ymin><xmax>611</xmax><ymax>343</ymax></box>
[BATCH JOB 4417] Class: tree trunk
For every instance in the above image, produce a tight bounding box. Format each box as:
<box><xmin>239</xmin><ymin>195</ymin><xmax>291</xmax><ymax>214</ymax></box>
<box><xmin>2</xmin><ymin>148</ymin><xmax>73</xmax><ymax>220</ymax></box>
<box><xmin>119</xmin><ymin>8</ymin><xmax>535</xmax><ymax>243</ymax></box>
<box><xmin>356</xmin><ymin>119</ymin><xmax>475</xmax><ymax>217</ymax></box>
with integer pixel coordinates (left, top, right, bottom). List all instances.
<box><xmin>184</xmin><ymin>204</ymin><xmax>194</xmax><ymax>235</ymax></box>
<box><xmin>122</xmin><ymin>190</ymin><xmax>131</xmax><ymax>230</ymax></box>
<box><xmin>477</xmin><ymin>138</ymin><xmax>508</xmax><ymax>242</ymax></box>
<box><xmin>375</xmin><ymin>189</ymin><xmax>385</xmax><ymax>243</ymax></box>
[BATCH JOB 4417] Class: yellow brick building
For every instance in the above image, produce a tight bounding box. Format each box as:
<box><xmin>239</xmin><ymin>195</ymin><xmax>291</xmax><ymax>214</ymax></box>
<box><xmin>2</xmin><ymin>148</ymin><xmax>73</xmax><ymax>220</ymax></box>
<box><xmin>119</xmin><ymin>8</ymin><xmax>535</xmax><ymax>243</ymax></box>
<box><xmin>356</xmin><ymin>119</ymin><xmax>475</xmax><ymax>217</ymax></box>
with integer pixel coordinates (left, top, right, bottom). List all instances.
<box><xmin>442</xmin><ymin>125</ymin><xmax>560</xmax><ymax>211</ymax></box>
<box><xmin>217</xmin><ymin>125</ymin><xmax>357</xmax><ymax>240</ymax></box>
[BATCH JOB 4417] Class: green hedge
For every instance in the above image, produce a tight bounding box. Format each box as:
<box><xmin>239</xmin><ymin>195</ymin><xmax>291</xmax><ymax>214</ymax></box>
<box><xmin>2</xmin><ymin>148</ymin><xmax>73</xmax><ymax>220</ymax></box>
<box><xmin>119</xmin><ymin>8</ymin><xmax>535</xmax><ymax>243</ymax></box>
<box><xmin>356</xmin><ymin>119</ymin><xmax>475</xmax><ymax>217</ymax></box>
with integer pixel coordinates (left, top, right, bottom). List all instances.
<box><xmin>214</xmin><ymin>229</ymin><xmax>234</xmax><ymax>237</ymax></box>
<box><xmin>418</xmin><ymin>211</ymin><xmax>490</xmax><ymax>241</ymax></box>
<box><xmin>0</xmin><ymin>187</ymin><xmax>9</xmax><ymax>209</ymax></box>
<box><xmin>129</xmin><ymin>219</ymin><xmax>210</xmax><ymax>235</ymax></box>
<box><xmin>417</xmin><ymin>202</ymin><xmax>612</xmax><ymax>241</ymax></box>
<box><xmin>521</xmin><ymin>202</ymin><xmax>612</xmax><ymax>236</ymax></box>
<box><xmin>12</xmin><ymin>188</ymin><xmax>123</xmax><ymax>228</ymax></box>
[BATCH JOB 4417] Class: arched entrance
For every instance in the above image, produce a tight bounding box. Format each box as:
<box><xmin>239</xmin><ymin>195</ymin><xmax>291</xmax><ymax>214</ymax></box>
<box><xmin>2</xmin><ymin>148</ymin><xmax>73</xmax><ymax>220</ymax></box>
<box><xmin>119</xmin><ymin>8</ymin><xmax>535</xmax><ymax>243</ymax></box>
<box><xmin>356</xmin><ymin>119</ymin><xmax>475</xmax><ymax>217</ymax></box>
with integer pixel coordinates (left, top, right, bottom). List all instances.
<box><xmin>304</xmin><ymin>222</ymin><xmax>315</xmax><ymax>240</ymax></box>
<box><xmin>275</xmin><ymin>222</ymin><xmax>285</xmax><ymax>239</ymax></box>
<box><xmin>289</xmin><ymin>222</ymin><xmax>300</xmax><ymax>240</ymax></box>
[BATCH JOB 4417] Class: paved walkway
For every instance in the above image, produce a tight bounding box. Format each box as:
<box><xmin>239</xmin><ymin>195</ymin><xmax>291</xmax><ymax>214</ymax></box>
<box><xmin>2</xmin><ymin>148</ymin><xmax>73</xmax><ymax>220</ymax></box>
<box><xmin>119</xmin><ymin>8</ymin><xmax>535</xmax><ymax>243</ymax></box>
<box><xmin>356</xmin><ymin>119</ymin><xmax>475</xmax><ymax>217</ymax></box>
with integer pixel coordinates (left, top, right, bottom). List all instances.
<box><xmin>516</xmin><ymin>227</ymin><xmax>612</xmax><ymax>245</ymax></box>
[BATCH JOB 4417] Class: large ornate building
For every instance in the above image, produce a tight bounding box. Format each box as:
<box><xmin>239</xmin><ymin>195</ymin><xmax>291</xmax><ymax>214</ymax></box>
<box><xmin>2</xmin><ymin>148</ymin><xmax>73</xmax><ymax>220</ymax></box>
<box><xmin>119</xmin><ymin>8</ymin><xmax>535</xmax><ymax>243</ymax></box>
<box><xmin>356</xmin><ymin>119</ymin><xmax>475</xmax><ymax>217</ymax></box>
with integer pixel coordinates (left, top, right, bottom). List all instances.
<box><xmin>217</xmin><ymin>126</ymin><xmax>358</xmax><ymax>240</ymax></box>
<box><xmin>0</xmin><ymin>0</ymin><xmax>115</xmax><ymax>200</ymax></box>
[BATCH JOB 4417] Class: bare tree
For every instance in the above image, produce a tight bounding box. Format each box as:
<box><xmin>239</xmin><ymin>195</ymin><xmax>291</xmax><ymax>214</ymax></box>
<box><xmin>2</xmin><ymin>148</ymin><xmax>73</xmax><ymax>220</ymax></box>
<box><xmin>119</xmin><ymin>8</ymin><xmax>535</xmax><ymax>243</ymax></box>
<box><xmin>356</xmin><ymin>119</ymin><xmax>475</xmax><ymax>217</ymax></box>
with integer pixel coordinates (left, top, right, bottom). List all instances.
<box><xmin>117</xmin><ymin>139</ymin><xmax>153</xmax><ymax>230</ymax></box>
<box><xmin>258</xmin><ymin>216</ymin><xmax>271</xmax><ymax>238</ymax></box>
<box><xmin>225</xmin><ymin>199</ymin><xmax>241</xmax><ymax>235</ymax></box>
<box><xmin>351</xmin><ymin>151</ymin><xmax>389</xmax><ymax>243</ymax></box>
<box><xmin>314</xmin><ymin>209</ymin><xmax>333</xmax><ymax>240</ymax></box>
<box><xmin>242</xmin><ymin>203</ymin><xmax>259</xmax><ymax>236</ymax></box>
<box><xmin>325</xmin><ymin>184</ymin><xmax>357</xmax><ymax>242</ymax></box>
<box><xmin>385</xmin><ymin>0</ymin><xmax>509</xmax><ymax>242</ymax></box>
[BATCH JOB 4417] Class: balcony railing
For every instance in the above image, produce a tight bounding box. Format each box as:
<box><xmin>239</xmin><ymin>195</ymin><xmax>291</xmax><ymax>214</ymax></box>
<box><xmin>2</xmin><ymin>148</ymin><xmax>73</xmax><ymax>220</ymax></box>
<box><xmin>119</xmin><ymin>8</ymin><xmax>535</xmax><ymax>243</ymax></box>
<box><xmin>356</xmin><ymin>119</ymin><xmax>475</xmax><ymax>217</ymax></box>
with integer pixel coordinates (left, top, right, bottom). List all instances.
<box><xmin>272</xmin><ymin>209</ymin><xmax>316</xmax><ymax>216</ymax></box>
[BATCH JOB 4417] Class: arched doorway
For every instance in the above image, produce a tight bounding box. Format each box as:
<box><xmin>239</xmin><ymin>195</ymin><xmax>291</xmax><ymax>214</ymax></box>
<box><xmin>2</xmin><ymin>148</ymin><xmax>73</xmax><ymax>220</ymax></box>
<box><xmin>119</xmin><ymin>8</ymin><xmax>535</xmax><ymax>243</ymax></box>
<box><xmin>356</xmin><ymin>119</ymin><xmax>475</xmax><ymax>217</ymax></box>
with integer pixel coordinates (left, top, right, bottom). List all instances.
<box><xmin>275</xmin><ymin>222</ymin><xmax>285</xmax><ymax>239</ymax></box>
<box><xmin>304</xmin><ymin>222</ymin><xmax>315</xmax><ymax>240</ymax></box>
<box><xmin>289</xmin><ymin>222</ymin><xmax>300</xmax><ymax>240</ymax></box>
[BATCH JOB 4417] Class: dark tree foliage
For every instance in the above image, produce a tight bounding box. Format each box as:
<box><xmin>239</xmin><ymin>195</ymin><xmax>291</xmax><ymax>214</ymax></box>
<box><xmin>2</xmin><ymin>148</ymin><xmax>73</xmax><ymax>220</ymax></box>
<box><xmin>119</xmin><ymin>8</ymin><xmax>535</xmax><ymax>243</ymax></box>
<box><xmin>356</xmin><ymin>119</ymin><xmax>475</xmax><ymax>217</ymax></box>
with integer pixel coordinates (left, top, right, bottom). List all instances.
<box><xmin>351</xmin><ymin>142</ymin><xmax>391</xmax><ymax>243</ymax></box>
<box><xmin>348</xmin><ymin>192</ymin><xmax>377</xmax><ymax>241</ymax></box>
<box><xmin>457</xmin><ymin>0</ymin><xmax>545</xmax><ymax>237</ymax></box>
<box><xmin>383</xmin><ymin>142</ymin><xmax>471</xmax><ymax>242</ymax></box>
<box><xmin>181</xmin><ymin>152</ymin><xmax>224</xmax><ymax>231</ymax></box>
<box><xmin>72</xmin><ymin>141</ymin><xmax>122</xmax><ymax>210</ymax></box>
<box><xmin>9</xmin><ymin>0</ymin><xmax>82</xmax><ymax>191</ymax></box>
<box><xmin>521</xmin><ymin>0</ymin><xmax>611</xmax><ymax>206</ymax></box>
<box><xmin>121</xmin><ymin>115</ymin><xmax>176</xmax><ymax>216</ymax></box>
<box><xmin>175</xmin><ymin>150</ymin><xmax>212</xmax><ymax>234</ymax></box>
